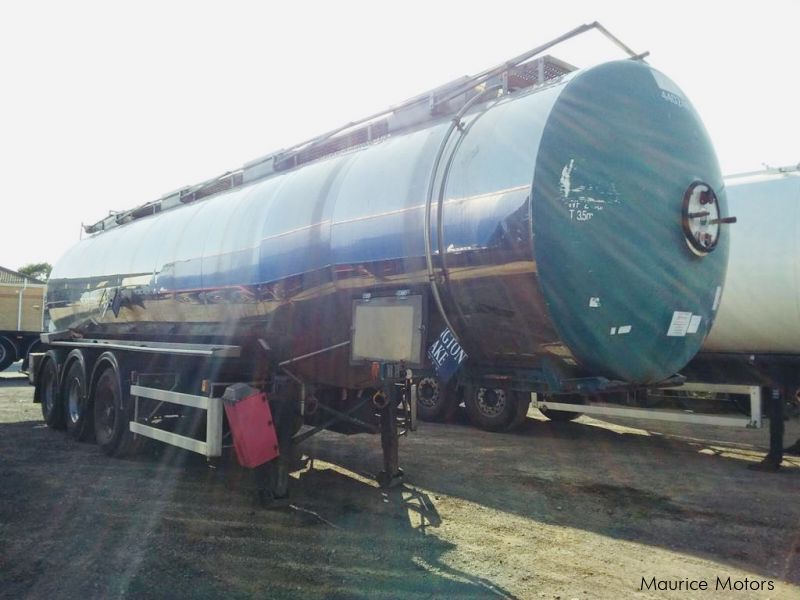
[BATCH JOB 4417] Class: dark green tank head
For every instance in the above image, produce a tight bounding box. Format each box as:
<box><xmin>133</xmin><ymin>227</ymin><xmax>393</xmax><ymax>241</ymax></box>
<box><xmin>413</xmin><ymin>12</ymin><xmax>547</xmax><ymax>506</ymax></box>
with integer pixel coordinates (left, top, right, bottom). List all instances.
<box><xmin>532</xmin><ymin>60</ymin><xmax>728</xmax><ymax>383</ymax></box>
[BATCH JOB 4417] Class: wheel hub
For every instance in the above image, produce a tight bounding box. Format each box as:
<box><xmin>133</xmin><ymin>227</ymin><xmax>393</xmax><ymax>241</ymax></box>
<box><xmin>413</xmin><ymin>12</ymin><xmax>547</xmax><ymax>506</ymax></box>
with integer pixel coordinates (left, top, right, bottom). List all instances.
<box><xmin>417</xmin><ymin>378</ymin><xmax>439</xmax><ymax>409</ymax></box>
<box><xmin>67</xmin><ymin>377</ymin><xmax>82</xmax><ymax>423</ymax></box>
<box><xmin>477</xmin><ymin>388</ymin><xmax>506</xmax><ymax>417</ymax></box>
<box><xmin>95</xmin><ymin>385</ymin><xmax>116</xmax><ymax>443</ymax></box>
<box><xmin>43</xmin><ymin>371</ymin><xmax>57</xmax><ymax>413</ymax></box>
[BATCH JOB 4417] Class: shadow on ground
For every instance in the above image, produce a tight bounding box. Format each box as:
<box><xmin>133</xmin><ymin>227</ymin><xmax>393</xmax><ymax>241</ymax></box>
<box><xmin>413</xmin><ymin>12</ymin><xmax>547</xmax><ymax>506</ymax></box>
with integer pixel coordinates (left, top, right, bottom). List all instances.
<box><xmin>0</xmin><ymin>414</ymin><xmax>518</xmax><ymax>599</ymax></box>
<box><xmin>2</xmin><ymin>381</ymin><xmax>799</xmax><ymax>597</ymax></box>
<box><xmin>309</xmin><ymin>407</ymin><xmax>800</xmax><ymax>585</ymax></box>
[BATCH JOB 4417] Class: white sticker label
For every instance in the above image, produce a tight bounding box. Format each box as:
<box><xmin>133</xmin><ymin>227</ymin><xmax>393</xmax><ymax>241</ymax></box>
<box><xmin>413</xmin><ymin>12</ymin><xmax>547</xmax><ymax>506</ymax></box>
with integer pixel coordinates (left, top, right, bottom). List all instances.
<box><xmin>687</xmin><ymin>315</ymin><xmax>702</xmax><ymax>334</ymax></box>
<box><xmin>667</xmin><ymin>311</ymin><xmax>693</xmax><ymax>337</ymax></box>
<box><xmin>712</xmin><ymin>286</ymin><xmax>722</xmax><ymax>311</ymax></box>
<box><xmin>618</xmin><ymin>325</ymin><xmax>632</xmax><ymax>335</ymax></box>
<box><xmin>610</xmin><ymin>327</ymin><xmax>617</xmax><ymax>335</ymax></box>
<box><xmin>589</xmin><ymin>297</ymin><xmax>601</xmax><ymax>308</ymax></box>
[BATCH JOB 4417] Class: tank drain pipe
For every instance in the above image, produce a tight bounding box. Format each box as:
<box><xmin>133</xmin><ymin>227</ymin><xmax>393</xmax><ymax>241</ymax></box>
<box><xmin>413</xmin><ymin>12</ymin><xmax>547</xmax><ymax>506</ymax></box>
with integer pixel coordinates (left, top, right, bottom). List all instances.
<box><xmin>278</xmin><ymin>341</ymin><xmax>352</xmax><ymax>402</ymax></box>
<box><xmin>424</xmin><ymin>84</ymin><xmax>503</xmax><ymax>346</ymax></box>
<box><xmin>278</xmin><ymin>340</ymin><xmax>351</xmax><ymax>368</ymax></box>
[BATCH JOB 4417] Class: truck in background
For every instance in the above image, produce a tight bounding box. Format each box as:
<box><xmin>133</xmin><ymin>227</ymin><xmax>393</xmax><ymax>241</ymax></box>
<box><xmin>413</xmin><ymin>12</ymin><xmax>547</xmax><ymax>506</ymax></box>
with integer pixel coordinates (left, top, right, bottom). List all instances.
<box><xmin>0</xmin><ymin>266</ymin><xmax>46</xmax><ymax>371</ymax></box>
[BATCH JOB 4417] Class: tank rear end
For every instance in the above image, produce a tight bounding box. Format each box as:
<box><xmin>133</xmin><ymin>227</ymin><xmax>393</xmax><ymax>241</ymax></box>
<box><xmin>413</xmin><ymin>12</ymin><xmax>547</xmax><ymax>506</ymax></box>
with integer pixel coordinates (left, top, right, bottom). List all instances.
<box><xmin>439</xmin><ymin>61</ymin><xmax>729</xmax><ymax>384</ymax></box>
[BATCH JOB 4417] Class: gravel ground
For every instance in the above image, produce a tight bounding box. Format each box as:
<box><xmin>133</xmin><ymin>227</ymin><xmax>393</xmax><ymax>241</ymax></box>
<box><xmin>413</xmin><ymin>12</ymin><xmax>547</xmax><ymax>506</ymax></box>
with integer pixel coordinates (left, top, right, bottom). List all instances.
<box><xmin>1</xmin><ymin>368</ymin><xmax>799</xmax><ymax>599</ymax></box>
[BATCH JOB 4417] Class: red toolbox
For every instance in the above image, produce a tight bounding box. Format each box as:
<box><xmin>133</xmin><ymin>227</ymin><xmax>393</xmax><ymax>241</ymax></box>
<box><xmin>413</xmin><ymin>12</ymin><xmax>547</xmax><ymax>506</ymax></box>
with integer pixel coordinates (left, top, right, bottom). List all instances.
<box><xmin>222</xmin><ymin>384</ymin><xmax>279</xmax><ymax>468</ymax></box>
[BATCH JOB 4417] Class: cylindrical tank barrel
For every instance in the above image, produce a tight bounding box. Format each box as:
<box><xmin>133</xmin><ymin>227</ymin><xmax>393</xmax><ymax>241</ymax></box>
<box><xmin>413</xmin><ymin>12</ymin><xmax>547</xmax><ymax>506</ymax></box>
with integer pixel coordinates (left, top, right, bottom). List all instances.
<box><xmin>48</xmin><ymin>60</ymin><xmax>728</xmax><ymax>387</ymax></box>
<box><xmin>702</xmin><ymin>170</ymin><xmax>800</xmax><ymax>354</ymax></box>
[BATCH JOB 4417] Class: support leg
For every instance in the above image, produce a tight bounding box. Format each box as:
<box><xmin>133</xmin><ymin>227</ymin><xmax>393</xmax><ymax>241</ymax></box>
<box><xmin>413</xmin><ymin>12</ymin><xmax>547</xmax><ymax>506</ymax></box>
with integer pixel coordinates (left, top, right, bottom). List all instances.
<box><xmin>270</xmin><ymin>428</ymin><xmax>292</xmax><ymax>500</ymax></box>
<box><xmin>749</xmin><ymin>387</ymin><xmax>784</xmax><ymax>472</ymax></box>
<box><xmin>257</xmin><ymin>402</ymin><xmax>294</xmax><ymax>506</ymax></box>
<box><xmin>377</xmin><ymin>385</ymin><xmax>403</xmax><ymax>489</ymax></box>
<box><xmin>768</xmin><ymin>386</ymin><xmax>786</xmax><ymax>464</ymax></box>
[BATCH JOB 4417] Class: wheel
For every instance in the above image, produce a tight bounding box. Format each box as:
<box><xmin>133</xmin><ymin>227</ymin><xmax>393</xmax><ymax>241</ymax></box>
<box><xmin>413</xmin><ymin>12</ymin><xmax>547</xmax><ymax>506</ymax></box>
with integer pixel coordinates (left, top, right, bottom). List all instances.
<box><xmin>465</xmin><ymin>385</ymin><xmax>518</xmax><ymax>431</ymax></box>
<box><xmin>416</xmin><ymin>377</ymin><xmax>457</xmax><ymax>421</ymax></box>
<box><xmin>0</xmin><ymin>337</ymin><xmax>15</xmax><ymax>372</ymax></box>
<box><xmin>507</xmin><ymin>390</ymin><xmax>531</xmax><ymax>430</ymax></box>
<box><xmin>63</xmin><ymin>354</ymin><xmax>93</xmax><ymax>441</ymax></box>
<box><xmin>38</xmin><ymin>352</ymin><xmax>65</xmax><ymax>430</ymax></box>
<box><xmin>539</xmin><ymin>394</ymin><xmax>584</xmax><ymax>422</ymax></box>
<box><xmin>92</xmin><ymin>357</ymin><xmax>141</xmax><ymax>457</ymax></box>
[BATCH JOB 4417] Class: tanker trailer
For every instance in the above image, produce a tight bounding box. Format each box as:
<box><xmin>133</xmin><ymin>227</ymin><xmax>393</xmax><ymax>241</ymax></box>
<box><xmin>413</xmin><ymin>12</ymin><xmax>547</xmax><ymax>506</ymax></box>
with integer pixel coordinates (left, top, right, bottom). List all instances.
<box><xmin>31</xmin><ymin>24</ymin><xmax>731</xmax><ymax>497</ymax></box>
<box><xmin>664</xmin><ymin>166</ymin><xmax>800</xmax><ymax>469</ymax></box>
<box><xmin>684</xmin><ymin>166</ymin><xmax>800</xmax><ymax>393</ymax></box>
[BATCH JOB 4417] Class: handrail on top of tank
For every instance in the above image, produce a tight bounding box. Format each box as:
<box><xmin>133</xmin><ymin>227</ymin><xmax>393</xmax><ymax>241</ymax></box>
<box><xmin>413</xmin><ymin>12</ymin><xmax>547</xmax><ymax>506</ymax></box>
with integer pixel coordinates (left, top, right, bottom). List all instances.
<box><xmin>430</xmin><ymin>21</ymin><xmax>645</xmax><ymax>111</ymax></box>
<box><xmin>83</xmin><ymin>22</ymin><xmax>647</xmax><ymax>235</ymax></box>
<box><xmin>726</xmin><ymin>163</ymin><xmax>800</xmax><ymax>180</ymax></box>
<box><xmin>279</xmin><ymin>21</ymin><xmax>646</xmax><ymax>164</ymax></box>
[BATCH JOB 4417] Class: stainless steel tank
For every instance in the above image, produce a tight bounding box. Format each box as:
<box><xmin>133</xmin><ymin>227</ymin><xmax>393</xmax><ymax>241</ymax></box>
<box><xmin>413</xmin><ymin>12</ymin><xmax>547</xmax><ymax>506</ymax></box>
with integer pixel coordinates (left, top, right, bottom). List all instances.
<box><xmin>48</xmin><ymin>59</ymin><xmax>729</xmax><ymax>388</ymax></box>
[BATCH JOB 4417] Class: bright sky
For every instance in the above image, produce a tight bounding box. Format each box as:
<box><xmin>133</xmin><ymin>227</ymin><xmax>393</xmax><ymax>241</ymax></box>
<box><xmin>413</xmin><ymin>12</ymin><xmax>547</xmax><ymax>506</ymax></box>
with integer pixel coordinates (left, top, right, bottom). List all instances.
<box><xmin>1</xmin><ymin>1</ymin><xmax>797</xmax><ymax>270</ymax></box>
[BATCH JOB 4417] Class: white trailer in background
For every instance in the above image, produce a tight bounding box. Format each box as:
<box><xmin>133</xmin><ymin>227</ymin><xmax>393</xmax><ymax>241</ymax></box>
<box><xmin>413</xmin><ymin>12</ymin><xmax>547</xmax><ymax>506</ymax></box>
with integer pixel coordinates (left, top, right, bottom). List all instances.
<box><xmin>537</xmin><ymin>165</ymin><xmax>800</xmax><ymax>428</ymax></box>
<box><xmin>683</xmin><ymin>165</ymin><xmax>800</xmax><ymax>399</ymax></box>
<box><xmin>702</xmin><ymin>166</ymin><xmax>800</xmax><ymax>356</ymax></box>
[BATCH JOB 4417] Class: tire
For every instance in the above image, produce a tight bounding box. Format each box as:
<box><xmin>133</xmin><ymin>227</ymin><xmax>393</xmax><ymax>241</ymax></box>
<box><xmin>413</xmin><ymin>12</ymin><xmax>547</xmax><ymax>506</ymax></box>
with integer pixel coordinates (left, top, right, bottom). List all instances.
<box><xmin>465</xmin><ymin>385</ymin><xmax>518</xmax><ymax>432</ymax></box>
<box><xmin>539</xmin><ymin>394</ymin><xmax>584</xmax><ymax>422</ymax></box>
<box><xmin>38</xmin><ymin>352</ymin><xmax>65</xmax><ymax>430</ymax></box>
<box><xmin>63</xmin><ymin>354</ymin><xmax>94</xmax><ymax>441</ymax></box>
<box><xmin>0</xmin><ymin>337</ymin><xmax>15</xmax><ymax>372</ymax></box>
<box><xmin>416</xmin><ymin>377</ymin><xmax>457</xmax><ymax>421</ymax></box>
<box><xmin>92</xmin><ymin>357</ymin><xmax>141</xmax><ymax>457</ymax></box>
<box><xmin>507</xmin><ymin>390</ymin><xmax>531</xmax><ymax>430</ymax></box>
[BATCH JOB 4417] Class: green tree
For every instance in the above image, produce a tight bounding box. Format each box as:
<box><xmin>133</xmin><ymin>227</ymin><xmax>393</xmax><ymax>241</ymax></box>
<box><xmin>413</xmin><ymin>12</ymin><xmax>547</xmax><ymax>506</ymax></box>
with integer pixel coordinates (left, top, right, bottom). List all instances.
<box><xmin>17</xmin><ymin>262</ymin><xmax>52</xmax><ymax>281</ymax></box>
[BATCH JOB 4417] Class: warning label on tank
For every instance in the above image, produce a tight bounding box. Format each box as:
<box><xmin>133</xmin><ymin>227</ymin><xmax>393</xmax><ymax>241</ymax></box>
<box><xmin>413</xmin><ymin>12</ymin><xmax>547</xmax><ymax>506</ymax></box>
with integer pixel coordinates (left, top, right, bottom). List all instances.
<box><xmin>667</xmin><ymin>311</ymin><xmax>693</xmax><ymax>337</ymax></box>
<box><xmin>687</xmin><ymin>315</ymin><xmax>702</xmax><ymax>334</ymax></box>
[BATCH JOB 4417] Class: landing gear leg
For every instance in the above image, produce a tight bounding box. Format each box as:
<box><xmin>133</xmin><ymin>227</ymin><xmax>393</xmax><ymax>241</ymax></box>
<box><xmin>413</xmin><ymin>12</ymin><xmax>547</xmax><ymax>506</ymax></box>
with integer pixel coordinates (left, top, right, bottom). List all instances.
<box><xmin>377</xmin><ymin>384</ymin><xmax>403</xmax><ymax>489</ymax></box>
<box><xmin>257</xmin><ymin>402</ymin><xmax>294</xmax><ymax>507</ymax></box>
<box><xmin>749</xmin><ymin>386</ymin><xmax>785</xmax><ymax>473</ymax></box>
<box><xmin>257</xmin><ymin>442</ymin><xmax>291</xmax><ymax>507</ymax></box>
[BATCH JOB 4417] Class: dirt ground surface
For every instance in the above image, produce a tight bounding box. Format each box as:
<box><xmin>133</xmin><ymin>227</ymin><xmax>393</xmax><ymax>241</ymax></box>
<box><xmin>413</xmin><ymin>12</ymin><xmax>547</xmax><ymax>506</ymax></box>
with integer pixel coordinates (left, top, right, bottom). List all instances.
<box><xmin>1</xmin><ymin>367</ymin><xmax>799</xmax><ymax>600</ymax></box>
